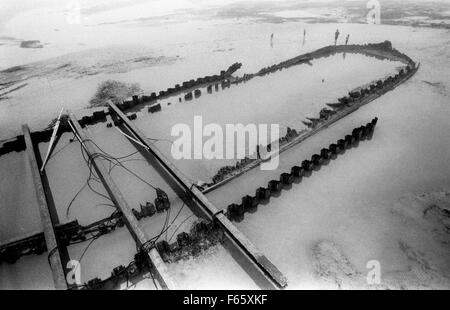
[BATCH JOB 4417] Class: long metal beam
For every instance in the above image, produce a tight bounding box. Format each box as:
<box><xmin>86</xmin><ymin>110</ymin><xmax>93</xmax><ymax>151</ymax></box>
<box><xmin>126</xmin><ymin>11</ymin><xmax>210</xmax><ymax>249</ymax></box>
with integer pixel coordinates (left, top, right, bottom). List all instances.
<box><xmin>67</xmin><ymin>113</ymin><xmax>177</xmax><ymax>290</ymax></box>
<box><xmin>22</xmin><ymin>124</ymin><xmax>68</xmax><ymax>290</ymax></box>
<box><xmin>108</xmin><ymin>101</ymin><xmax>288</xmax><ymax>289</ymax></box>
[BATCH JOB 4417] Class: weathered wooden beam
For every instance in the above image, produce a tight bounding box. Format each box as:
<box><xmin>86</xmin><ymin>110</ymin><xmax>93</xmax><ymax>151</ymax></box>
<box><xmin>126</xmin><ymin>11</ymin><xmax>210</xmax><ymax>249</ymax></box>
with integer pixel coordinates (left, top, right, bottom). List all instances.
<box><xmin>0</xmin><ymin>220</ymin><xmax>79</xmax><ymax>255</ymax></box>
<box><xmin>22</xmin><ymin>124</ymin><xmax>68</xmax><ymax>290</ymax></box>
<box><xmin>67</xmin><ymin>113</ymin><xmax>176</xmax><ymax>290</ymax></box>
<box><xmin>108</xmin><ymin>101</ymin><xmax>288</xmax><ymax>289</ymax></box>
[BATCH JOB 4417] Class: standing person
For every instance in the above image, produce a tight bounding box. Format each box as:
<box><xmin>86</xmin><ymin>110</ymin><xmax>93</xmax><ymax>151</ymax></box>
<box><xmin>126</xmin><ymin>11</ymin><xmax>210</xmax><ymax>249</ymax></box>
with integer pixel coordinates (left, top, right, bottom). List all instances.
<box><xmin>270</xmin><ymin>33</ymin><xmax>274</xmax><ymax>48</ymax></box>
<box><xmin>345</xmin><ymin>34</ymin><xmax>350</xmax><ymax>45</ymax></box>
<box><xmin>334</xmin><ymin>28</ymin><xmax>340</xmax><ymax>45</ymax></box>
<box><xmin>302</xmin><ymin>28</ymin><xmax>306</xmax><ymax>46</ymax></box>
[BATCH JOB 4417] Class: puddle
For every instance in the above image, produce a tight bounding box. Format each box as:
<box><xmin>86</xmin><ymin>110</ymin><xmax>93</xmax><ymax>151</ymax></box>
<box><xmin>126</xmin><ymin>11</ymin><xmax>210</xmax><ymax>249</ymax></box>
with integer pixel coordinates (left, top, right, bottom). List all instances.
<box><xmin>133</xmin><ymin>52</ymin><xmax>402</xmax><ymax>183</ymax></box>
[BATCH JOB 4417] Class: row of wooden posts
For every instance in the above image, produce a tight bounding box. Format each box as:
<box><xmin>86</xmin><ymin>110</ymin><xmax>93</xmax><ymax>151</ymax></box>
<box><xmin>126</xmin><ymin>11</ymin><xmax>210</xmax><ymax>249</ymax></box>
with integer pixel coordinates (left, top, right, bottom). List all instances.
<box><xmin>226</xmin><ymin>117</ymin><xmax>378</xmax><ymax>222</ymax></box>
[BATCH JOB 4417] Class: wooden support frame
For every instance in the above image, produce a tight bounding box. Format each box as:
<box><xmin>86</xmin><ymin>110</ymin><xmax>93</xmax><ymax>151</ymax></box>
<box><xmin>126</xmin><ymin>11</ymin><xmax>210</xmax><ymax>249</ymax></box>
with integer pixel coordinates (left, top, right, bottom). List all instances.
<box><xmin>67</xmin><ymin>113</ymin><xmax>177</xmax><ymax>290</ymax></box>
<box><xmin>108</xmin><ymin>101</ymin><xmax>288</xmax><ymax>289</ymax></box>
<box><xmin>22</xmin><ymin>124</ymin><xmax>68</xmax><ymax>290</ymax></box>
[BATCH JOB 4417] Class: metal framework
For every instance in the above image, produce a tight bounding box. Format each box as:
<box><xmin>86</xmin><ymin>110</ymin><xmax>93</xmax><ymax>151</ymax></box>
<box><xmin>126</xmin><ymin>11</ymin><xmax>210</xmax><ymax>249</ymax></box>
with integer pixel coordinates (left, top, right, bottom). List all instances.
<box><xmin>108</xmin><ymin>101</ymin><xmax>288</xmax><ymax>289</ymax></box>
<box><xmin>68</xmin><ymin>113</ymin><xmax>177</xmax><ymax>290</ymax></box>
<box><xmin>22</xmin><ymin>124</ymin><xmax>68</xmax><ymax>290</ymax></box>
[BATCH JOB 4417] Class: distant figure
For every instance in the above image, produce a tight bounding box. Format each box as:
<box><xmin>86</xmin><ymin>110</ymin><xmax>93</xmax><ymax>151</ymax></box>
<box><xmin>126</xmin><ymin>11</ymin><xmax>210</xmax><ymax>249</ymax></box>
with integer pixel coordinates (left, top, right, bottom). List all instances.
<box><xmin>322</xmin><ymin>78</ymin><xmax>325</xmax><ymax>83</ymax></box>
<box><xmin>303</xmin><ymin>29</ymin><xmax>307</xmax><ymax>46</ymax></box>
<box><xmin>270</xmin><ymin>33</ymin><xmax>274</xmax><ymax>48</ymax></box>
<box><xmin>334</xmin><ymin>29</ymin><xmax>340</xmax><ymax>45</ymax></box>
<box><xmin>345</xmin><ymin>34</ymin><xmax>350</xmax><ymax>45</ymax></box>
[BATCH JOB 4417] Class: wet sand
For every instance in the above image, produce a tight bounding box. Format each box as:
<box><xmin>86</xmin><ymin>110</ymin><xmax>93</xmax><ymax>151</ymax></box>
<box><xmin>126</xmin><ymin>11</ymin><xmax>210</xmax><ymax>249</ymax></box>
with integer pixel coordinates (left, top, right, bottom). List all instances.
<box><xmin>1</xmin><ymin>14</ymin><xmax>449</xmax><ymax>289</ymax></box>
<box><xmin>205</xmin><ymin>68</ymin><xmax>450</xmax><ymax>289</ymax></box>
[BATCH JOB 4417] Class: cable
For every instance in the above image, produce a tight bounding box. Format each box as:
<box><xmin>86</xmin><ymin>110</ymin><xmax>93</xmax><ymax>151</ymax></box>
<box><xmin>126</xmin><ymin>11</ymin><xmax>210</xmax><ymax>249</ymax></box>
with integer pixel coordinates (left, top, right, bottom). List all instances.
<box><xmin>65</xmin><ymin>137</ymin><xmax>123</xmax><ymax>217</ymax></box>
<box><xmin>77</xmin><ymin>236</ymin><xmax>97</xmax><ymax>264</ymax></box>
<box><xmin>79</xmin><ymin>138</ymin><xmax>159</xmax><ymax>191</ymax></box>
<box><xmin>65</xmin><ymin>182</ymin><xmax>88</xmax><ymax>217</ymax></box>
<box><xmin>47</xmin><ymin>137</ymin><xmax>73</xmax><ymax>161</ymax></box>
<box><xmin>47</xmin><ymin>246</ymin><xmax>59</xmax><ymax>266</ymax></box>
<box><xmin>164</xmin><ymin>201</ymin><xmax>187</xmax><ymax>241</ymax></box>
<box><xmin>145</xmin><ymin>136</ymin><xmax>174</xmax><ymax>145</ymax></box>
<box><xmin>69</xmin><ymin>131</ymin><xmax>193</xmax><ymax>265</ymax></box>
<box><xmin>108</xmin><ymin>158</ymin><xmax>146</xmax><ymax>173</ymax></box>
<box><xmin>163</xmin><ymin>185</ymin><xmax>194</xmax><ymax>242</ymax></box>
<box><xmin>168</xmin><ymin>214</ymin><xmax>195</xmax><ymax>243</ymax></box>
<box><xmin>108</xmin><ymin>159</ymin><xmax>157</xmax><ymax>190</ymax></box>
